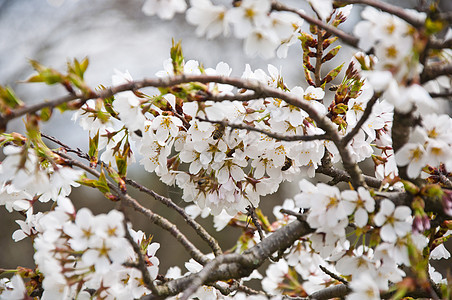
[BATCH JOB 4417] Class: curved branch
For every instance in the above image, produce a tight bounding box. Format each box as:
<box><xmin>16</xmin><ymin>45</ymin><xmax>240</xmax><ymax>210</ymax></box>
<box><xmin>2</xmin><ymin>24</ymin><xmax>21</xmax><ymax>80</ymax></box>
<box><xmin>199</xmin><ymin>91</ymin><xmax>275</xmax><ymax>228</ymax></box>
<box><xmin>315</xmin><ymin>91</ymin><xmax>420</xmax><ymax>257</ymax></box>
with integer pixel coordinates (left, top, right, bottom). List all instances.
<box><xmin>42</xmin><ymin>133</ymin><xmax>223</xmax><ymax>258</ymax></box>
<box><xmin>335</xmin><ymin>0</ymin><xmax>425</xmax><ymax>28</ymax></box>
<box><xmin>316</xmin><ymin>164</ymin><xmax>382</xmax><ymax>188</ymax></box>
<box><xmin>9</xmin><ymin>73</ymin><xmax>366</xmax><ymax>187</ymax></box>
<box><xmin>271</xmin><ymin>1</ymin><xmax>360</xmax><ymax>49</ymax></box>
<box><xmin>158</xmin><ymin>219</ymin><xmax>314</xmax><ymax>298</ymax></box>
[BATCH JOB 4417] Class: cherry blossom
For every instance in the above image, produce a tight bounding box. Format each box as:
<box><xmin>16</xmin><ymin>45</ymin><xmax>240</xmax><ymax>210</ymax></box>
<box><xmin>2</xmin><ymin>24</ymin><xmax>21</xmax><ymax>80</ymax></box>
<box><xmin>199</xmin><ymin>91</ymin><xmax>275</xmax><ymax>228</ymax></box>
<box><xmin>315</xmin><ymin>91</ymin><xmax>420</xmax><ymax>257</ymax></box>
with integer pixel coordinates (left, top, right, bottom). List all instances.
<box><xmin>374</xmin><ymin>199</ymin><xmax>412</xmax><ymax>243</ymax></box>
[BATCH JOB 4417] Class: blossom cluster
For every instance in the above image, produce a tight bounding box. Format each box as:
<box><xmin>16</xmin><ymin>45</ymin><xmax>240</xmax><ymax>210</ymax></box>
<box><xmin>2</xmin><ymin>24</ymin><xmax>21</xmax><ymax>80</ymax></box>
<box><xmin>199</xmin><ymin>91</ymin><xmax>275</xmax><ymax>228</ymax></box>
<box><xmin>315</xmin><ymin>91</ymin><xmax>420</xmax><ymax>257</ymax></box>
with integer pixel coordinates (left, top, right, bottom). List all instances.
<box><xmin>1</xmin><ymin>0</ymin><xmax>452</xmax><ymax>299</ymax></box>
<box><xmin>143</xmin><ymin>0</ymin><xmax>308</xmax><ymax>59</ymax></box>
<box><xmin>257</xmin><ymin>183</ymin><xmax>451</xmax><ymax>299</ymax></box>
<box><xmin>0</xmin><ymin>144</ymin><xmax>83</xmax><ymax>212</ymax></box>
<box><xmin>1</xmin><ymin>197</ymin><xmax>160</xmax><ymax>299</ymax></box>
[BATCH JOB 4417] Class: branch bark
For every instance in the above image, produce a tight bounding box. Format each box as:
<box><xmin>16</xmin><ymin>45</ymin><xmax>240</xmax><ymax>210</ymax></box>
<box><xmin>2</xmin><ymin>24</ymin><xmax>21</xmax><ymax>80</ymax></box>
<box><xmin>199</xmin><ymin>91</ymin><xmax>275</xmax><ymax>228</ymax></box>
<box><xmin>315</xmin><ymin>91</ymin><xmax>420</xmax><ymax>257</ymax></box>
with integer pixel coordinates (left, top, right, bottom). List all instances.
<box><xmin>271</xmin><ymin>1</ymin><xmax>360</xmax><ymax>49</ymax></box>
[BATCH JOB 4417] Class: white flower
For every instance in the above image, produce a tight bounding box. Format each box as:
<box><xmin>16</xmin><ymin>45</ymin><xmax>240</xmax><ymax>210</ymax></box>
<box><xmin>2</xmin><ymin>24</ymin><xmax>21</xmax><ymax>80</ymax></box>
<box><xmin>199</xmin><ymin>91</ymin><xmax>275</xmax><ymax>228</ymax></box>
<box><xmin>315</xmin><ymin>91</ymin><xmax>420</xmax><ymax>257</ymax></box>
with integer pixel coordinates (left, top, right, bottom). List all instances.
<box><xmin>151</xmin><ymin>115</ymin><xmax>183</xmax><ymax>142</ymax></box>
<box><xmin>308</xmin><ymin>0</ymin><xmax>333</xmax><ymax>20</ymax></box>
<box><xmin>341</xmin><ymin>187</ymin><xmax>375</xmax><ymax>227</ymax></box>
<box><xmin>261</xmin><ymin>260</ymin><xmax>288</xmax><ymax>295</ymax></box>
<box><xmin>395</xmin><ymin>142</ymin><xmax>427</xmax><ymax>178</ymax></box>
<box><xmin>186</xmin><ymin>0</ymin><xmax>229</xmax><ymax>39</ymax></box>
<box><xmin>430</xmin><ymin>243</ymin><xmax>451</xmax><ymax>260</ymax></box>
<box><xmin>244</xmin><ymin>28</ymin><xmax>279</xmax><ymax>59</ymax></box>
<box><xmin>347</xmin><ymin>273</ymin><xmax>380</xmax><ymax>300</ymax></box>
<box><xmin>226</xmin><ymin>0</ymin><xmax>271</xmax><ymax>39</ymax></box>
<box><xmin>12</xmin><ymin>209</ymin><xmax>44</xmax><ymax>242</ymax></box>
<box><xmin>142</xmin><ymin>0</ymin><xmax>187</xmax><ymax>19</ymax></box>
<box><xmin>374</xmin><ymin>199</ymin><xmax>412</xmax><ymax>243</ymax></box>
<box><xmin>0</xmin><ymin>274</ymin><xmax>27</xmax><ymax>300</ymax></box>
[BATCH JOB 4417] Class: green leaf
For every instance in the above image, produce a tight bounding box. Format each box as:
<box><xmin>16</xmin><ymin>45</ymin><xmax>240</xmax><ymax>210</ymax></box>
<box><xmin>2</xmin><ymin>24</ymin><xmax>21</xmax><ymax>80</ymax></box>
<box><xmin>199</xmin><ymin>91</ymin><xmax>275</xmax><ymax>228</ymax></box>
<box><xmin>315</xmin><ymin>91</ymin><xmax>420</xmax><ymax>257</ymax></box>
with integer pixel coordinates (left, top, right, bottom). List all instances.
<box><xmin>88</xmin><ymin>131</ymin><xmax>99</xmax><ymax>158</ymax></box>
<box><xmin>170</xmin><ymin>39</ymin><xmax>184</xmax><ymax>75</ymax></box>
<box><xmin>0</xmin><ymin>85</ymin><xmax>23</xmax><ymax>109</ymax></box>
<box><xmin>321</xmin><ymin>45</ymin><xmax>341</xmax><ymax>63</ymax></box>
<box><xmin>39</xmin><ymin>107</ymin><xmax>52</xmax><ymax>122</ymax></box>
<box><xmin>96</xmin><ymin>169</ymin><xmax>111</xmax><ymax>194</ymax></box>
<box><xmin>321</xmin><ymin>62</ymin><xmax>344</xmax><ymax>88</ymax></box>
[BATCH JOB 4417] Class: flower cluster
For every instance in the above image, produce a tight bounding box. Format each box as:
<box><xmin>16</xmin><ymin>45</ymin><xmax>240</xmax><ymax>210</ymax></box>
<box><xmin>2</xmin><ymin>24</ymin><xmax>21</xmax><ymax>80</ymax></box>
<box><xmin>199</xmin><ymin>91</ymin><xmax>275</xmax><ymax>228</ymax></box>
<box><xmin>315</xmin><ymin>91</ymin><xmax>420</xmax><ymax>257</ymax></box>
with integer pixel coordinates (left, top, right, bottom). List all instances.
<box><xmin>143</xmin><ymin>0</ymin><xmax>306</xmax><ymax>59</ymax></box>
<box><xmin>0</xmin><ymin>145</ymin><xmax>83</xmax><ymax>212</ymax></box>
<box><xmin>29</xmin><ymin>198</ymin><xmax>159</xmax><ymax>299</ymax></box>
<box><xmin>395</xmin><ymin>114</ymin><xmax>452</xmax><ymax>178</ymax></box>
<box><xmin>258</xmin><ymin>181</ymin><xmax>427</xmax><ymax>298</ymax></box>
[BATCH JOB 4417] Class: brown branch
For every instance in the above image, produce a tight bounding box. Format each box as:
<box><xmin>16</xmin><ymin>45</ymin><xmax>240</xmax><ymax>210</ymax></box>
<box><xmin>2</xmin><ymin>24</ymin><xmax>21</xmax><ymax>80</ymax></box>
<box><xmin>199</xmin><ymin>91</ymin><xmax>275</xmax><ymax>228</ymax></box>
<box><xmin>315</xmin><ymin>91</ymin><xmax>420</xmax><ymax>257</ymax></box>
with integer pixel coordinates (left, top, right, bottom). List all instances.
<box><xmin>421</xmin><ymin>63</ymin><xmax>452</xmax><ymax>84</ymax></box>
<box><xmin>122</xmin><ymin>214</ymin><xmax>159</xmax><ymax>295</ymax></box>
<box><xmin>335</xmin><ymin>0</ymin><xmax>425</xmax><ymax>28</ymax></box>
<box><xmin>429</xmin><ymin>91</ymin><xmax>452</xmax><ymax>99</ymax></box>
<box><xmin>309</xmin><ymin>283</ymin><xmax>350</xmax><ymax>299</ymax></box>
<box><xmin>271</xmin><ymin>1</ymin><xmax>360</xmax><ymax>49</ymax></box>
<box><xmin>429</xmin><ymin>38</ymin><xmax>452</xmax><ymax>50</ymax></box>
<box><xmin>197</xmin><ymin>117</ymin><xmax>331</xmax><ymax>142</ymax></box>
<box><xmin>126</xmin><ymin>178</ymin><xmax>223</xmax><ymax>257</ymax></box>
<box><xmin>314</xmin><ymin>27</ymin><xmax>325</xmax><ymax>87</ymax></box>
<box><xmin>316</xmin><ymin>164</ymin><xmax>383</xmax><ymax>188</ymax></box>
<box><xmin>56</xmin><ymin>151</ymin><xmax>210</xmax><ymax>266</ymax></box>
<box><xmin>319</xmin><ymin>265</ymin><xmax>348</xmax><ymax>285</ymax></box>
<box><xmin>158</xmin><ymin>219</ymin><xmax>314</xmax><ymax>298</ymax></box>
<box><xmin>341</xmin><ymin>92</ymin><xmax>381</xmax><ymax>147</ymax></box>
<box><xmin>207</xmin><ymin>92</ymin><xmax>264</xmax><ymax>102</ymax></box>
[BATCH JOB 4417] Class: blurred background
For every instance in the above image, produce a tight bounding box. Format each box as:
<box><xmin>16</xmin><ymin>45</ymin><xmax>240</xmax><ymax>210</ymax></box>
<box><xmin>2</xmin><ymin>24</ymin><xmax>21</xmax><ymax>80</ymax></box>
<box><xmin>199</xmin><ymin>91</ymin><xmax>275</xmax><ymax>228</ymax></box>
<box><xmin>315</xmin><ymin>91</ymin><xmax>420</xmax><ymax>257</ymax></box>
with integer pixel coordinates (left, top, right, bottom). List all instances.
<box><xmin>0</xmin><ymin>0</ymin><xmax>450</xmax><ymax>290</ymax></box>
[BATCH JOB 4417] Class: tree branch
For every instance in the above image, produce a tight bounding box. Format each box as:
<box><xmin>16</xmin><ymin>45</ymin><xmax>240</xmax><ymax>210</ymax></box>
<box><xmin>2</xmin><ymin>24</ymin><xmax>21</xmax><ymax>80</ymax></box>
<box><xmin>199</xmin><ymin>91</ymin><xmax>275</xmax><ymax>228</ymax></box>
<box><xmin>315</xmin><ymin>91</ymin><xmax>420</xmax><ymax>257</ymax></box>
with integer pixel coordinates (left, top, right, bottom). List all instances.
<box><xmin>341</xmin><ymin>92</ymin><xmax>381</xmax><ymax>147</ymax></box>
<box><xmin>335</xmin><ymin>0</ymin><xmax>425</xmax><ymax>28</ymax></box>
<box><xmin>421</xmin><ymin>63</ymin><xmax>452</xmax><ymax>84</ymax></box>
<box><xmin>42</xmin><ymin>133</ymin><xmax>223</xmax><ymax>257</ymax></box>
<box><xmin>271</xmin><ymin>1</ymin><xmax>360</xmax><ymax>49</ymax></box>
<box><xmin>126</xmin><ymin>178</ymin><xmax>223</xmax><ymax>257</ymax></box>
<box><xmin>56</xmin><ymin>151</ymin><xmax>210</xmax><ymax>266</ymax></box>
<box><xmin>12</xmin><ymin>73</ymin><xmax>366</xmax><ymax>188</ymax></box>
<box><xmin>157</xmin><ymin>219</ymin><xmax>314</xmax><ymax>298</ymax></box>
<box><xmin>197</xmin><ymin>117</ymin><xmax>331</xmax><ymax>142</ymax></box>
<box><xmin>121</xmin><ymin>213</ymin><xmax>159</xmax><ymax>295</ymax></box>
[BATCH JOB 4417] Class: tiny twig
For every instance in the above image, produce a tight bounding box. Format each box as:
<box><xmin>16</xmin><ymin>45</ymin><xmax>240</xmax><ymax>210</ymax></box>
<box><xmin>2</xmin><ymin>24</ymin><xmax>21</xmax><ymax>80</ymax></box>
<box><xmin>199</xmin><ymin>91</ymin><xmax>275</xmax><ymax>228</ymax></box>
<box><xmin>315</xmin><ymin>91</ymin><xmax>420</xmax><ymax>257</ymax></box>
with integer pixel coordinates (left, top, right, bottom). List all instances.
<box><xmin>335</xmin><ymin>0</ymin><xmax>424</xmax><ymax>28</ymax></box>
<box><xmin>319</xmin><ymin>265</ymin><xmax>348</xmax><ymax>285</ymax></box>
<box><xmin>280</xmin><ymin>208</ymin><xmax>306</xmax><ymax>222</ymax></box>
<box><xmin>246</xmin><ymin>205</ymin><xmax>264</xmax><ymax>240</ymax></box>
<box><xmin>341</xmin><ymin>92</ymin><xmax>381</xmax><ymax>147</ymax></box>
<box><xmin>121</xmin><ymin>213</ymin><xmax>159</xmax><ymax>295</ymax></box>
<box><xmin>126</xmin><ymin>179</ymin><xmax>222</xmax><ymax>256</ymax></box>
<box><xmin>197</xmin><ymin>117</ymin><xmax>330</xmax><ymax>142</ymax></box>
<box><xmin>271</xmin><ymin>1</ymin><xmax>360</xmax><ymax>49</ymax></box>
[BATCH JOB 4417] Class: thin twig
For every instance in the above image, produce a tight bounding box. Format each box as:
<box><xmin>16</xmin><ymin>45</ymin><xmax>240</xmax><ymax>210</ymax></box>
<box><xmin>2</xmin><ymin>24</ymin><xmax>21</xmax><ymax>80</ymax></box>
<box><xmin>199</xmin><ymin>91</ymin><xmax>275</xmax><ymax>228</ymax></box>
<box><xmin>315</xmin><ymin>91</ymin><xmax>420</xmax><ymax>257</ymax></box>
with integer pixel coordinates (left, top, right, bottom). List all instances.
<box><xmin>126</xmin><ymin>178</ymin><xmax>223</xmax><ymax>257</ymax></box>
<box><xmin>271</xmin><ymin>1</ymin><xmax>360</xmax><ymax>49</ymax></box>
<box><xmin>56</xmin><ymin>151</ymin><xmax>210</xmax><ymax>266</ymax></box>
<box><xmin>316</xmin><ymin>164</ymin><xmax>383</xmax><ymax>188</ymax></box>
<box><xmin>421</xmin><ymin>63</ymin><xmax>452</xmax><ymax>84</ymax></box>
<box><xmin>197</xmin><ymin>117</ymin><xmax>330</xmax><ymax>142</ymax></box>
<box><xmin>121</xmin><ymin>213</ymin><xmax>159</xmax><ymax>295</ymax></box>
<box><xmin>341</xmin><ymin>91</ymin><xmax>381</xmax><ymax>147</ymax></box>
<box><xmin>319</xmin><ymin>265</ymin><xmax>348</xmax><ymax>285</ymax></box>
<box><xmin>280</xmin><ymin>208</ymin><xmax>306</xmax><ymax>222</ymax></box>
<box><xmin>429</xmin><ymin>91</ymin><xmax>452</xmax><ymax>99</ymax></box>
<box><xmin>246</xmin><ymin>205</ymin><xmax>264</xmax><ymax>240</ymax></box>
<box><xmin>335</xmin><ymin>0</ymin><xmax>425</xmax><ymax>28</ymax></box>
<box><xmin>42</xmin><ymin>133</ymin><xmax>222</xmax><ymax>257</ymax></box>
